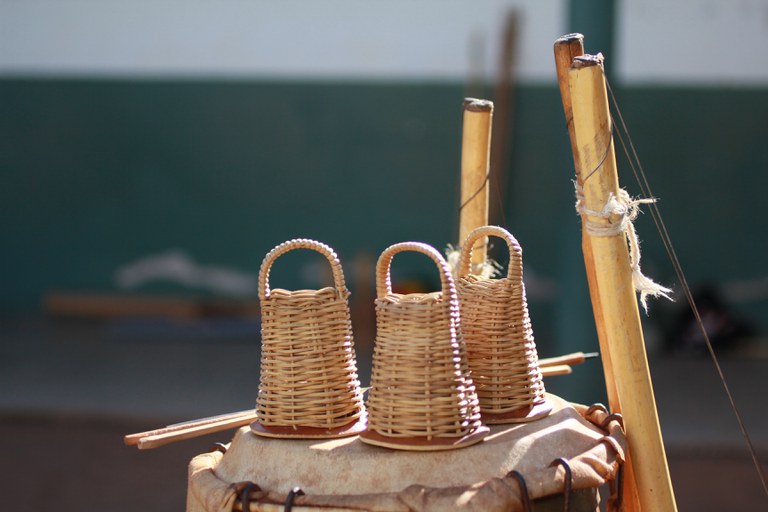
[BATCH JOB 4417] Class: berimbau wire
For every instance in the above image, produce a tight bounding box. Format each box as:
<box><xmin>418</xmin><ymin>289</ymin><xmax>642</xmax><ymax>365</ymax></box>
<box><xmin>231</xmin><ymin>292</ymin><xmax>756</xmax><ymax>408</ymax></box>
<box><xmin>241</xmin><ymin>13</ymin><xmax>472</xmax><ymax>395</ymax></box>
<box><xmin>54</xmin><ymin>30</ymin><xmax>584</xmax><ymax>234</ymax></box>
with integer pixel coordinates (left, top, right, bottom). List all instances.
<box><xmin>605</xmin><ymin>78</ymin><xmax>768</xmax><ymax>500</ymax></box>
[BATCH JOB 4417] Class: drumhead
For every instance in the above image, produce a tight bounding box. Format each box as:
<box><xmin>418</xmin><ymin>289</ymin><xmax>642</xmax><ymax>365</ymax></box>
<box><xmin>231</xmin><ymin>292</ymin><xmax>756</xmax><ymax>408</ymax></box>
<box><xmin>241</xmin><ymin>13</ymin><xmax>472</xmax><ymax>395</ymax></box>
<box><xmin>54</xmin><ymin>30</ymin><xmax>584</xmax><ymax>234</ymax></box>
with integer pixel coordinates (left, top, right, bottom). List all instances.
<box><xmin>187</xmin><ymin>394</ymin><xmax>626</xmax><ymax>511</ymax></box>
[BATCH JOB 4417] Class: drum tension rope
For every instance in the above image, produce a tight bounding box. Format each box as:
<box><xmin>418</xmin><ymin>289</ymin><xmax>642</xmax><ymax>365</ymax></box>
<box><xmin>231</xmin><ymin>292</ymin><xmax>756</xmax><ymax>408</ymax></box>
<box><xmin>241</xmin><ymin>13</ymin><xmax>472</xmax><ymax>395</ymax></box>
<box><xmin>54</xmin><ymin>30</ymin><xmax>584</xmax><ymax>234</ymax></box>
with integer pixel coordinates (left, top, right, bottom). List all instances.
<box><xmin>550</xmin><ymin>457</ymin><xmax>573</xmax><ymax>512</ymax></box>
<box><xmin>284</xmin><ymin>486</ymin><xmax>305</xmax><ymax>512</ymax></box>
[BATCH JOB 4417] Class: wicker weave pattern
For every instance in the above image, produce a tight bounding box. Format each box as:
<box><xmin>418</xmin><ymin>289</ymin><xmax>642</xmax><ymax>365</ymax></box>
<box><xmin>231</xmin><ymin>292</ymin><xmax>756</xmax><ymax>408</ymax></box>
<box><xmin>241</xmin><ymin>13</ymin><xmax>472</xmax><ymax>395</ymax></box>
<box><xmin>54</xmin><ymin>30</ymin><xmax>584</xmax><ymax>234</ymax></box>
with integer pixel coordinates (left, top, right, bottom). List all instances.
<box><xmin>457</xmin><ymin>226</ymin><xmax>547</xmax><ymax>420</ymax></box>
<box><xmin>364</xmin><ymin>242</ymin><xmax>484</xmax><ymax>443</ymax></box>
<box><xmin>255</xmin><ymin>239</ymin><xmax>364</xmax><ymax>431</ymax></box>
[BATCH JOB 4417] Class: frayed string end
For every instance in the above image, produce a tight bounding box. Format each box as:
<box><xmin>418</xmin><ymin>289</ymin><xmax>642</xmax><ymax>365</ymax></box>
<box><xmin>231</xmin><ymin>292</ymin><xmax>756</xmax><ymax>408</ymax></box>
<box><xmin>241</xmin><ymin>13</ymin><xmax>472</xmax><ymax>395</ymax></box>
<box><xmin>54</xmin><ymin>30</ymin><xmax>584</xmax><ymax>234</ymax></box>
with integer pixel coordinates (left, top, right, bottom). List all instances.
<box><xmin>445</xmin><ymin>244</ymin><xmax>501</xmax><ymax>279</ymax></box>
<box><xmin>575</xmin><ymin>183</ymin><xmax>673</xmax><ymax>313</ymax></box>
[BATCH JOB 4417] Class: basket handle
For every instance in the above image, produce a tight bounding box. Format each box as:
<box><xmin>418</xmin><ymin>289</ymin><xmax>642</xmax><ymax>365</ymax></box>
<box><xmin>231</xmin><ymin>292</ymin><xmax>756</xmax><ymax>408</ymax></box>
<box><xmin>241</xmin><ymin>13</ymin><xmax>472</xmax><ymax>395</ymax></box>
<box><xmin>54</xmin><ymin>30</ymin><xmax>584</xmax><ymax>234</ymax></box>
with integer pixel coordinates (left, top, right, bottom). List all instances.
<box><xmin>376</xmin><ymin>242</ymin><xmax>456</xmax><ymax>300</ymax></box>
<box><xmin>258</xmin><ymin>238</ymin><xmax>348</xmax><ymax>301</ymax></box>
<box><xmin>457</xmin><ymin>225</ymin><xmax>523</xmax><ymax>280</ymax></box>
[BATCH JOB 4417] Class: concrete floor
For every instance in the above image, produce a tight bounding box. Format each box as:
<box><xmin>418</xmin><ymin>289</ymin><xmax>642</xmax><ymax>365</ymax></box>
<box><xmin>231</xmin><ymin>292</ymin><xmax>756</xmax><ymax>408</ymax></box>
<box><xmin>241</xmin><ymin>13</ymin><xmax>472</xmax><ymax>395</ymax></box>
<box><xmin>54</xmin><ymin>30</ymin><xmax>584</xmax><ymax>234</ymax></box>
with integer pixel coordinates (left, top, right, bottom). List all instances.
<box><xmin>1</xmin><ymin>315</ymin><xmax>766</xmax><ymax>511</ymax></box>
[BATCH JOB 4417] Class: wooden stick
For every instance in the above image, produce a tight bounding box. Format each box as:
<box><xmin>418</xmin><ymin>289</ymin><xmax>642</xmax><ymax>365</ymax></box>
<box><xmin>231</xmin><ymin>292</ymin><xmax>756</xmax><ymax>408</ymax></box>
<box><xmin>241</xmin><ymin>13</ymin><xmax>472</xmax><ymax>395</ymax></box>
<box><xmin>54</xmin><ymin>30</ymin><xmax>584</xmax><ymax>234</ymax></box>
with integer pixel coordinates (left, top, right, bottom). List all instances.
<box><xmin>538</xmin><ymin>351</ymin><xmax>597</xmax><ymax>368</ymax></box>
<box><xmin>540</xmin><ymin>364</ymin><xmax>572</xmax><ymax>378</ymax></box>
<box><xmin>459</xmin><ymin>98</ymin><xmax>493</xmax><ymax>267</ymax></box>
<box><xmin>489</xmin><ymin>11</ymin><xmax>518</xmax><ymax>226</ymax></box>
<box><xmin>554</xmin><ymin>34</ymin><xmax>585</xmax><ymax>169</ymax></box>
<box><xmin>124</xmin><ymin>409</ymin><xmax>255</xmax><ymax>447</ymax></box>
<box><xmin>555</xmin><ymin>35</ymin><xmax>643</xmax><ymax>512</ymax></box>
<box><xmin>554</xmin><ymin>34</ymin><xmax>621</xmax><ymax>411</ymax></box>
<box><xmin>568</xmin><ymin>53</ymin><xmax>677</xmax><ymax>512</ymax></box>
<box><xmin>137</xmin><ymin>412</ymin><xmax>256</xmax><ymax>450</ymax></box>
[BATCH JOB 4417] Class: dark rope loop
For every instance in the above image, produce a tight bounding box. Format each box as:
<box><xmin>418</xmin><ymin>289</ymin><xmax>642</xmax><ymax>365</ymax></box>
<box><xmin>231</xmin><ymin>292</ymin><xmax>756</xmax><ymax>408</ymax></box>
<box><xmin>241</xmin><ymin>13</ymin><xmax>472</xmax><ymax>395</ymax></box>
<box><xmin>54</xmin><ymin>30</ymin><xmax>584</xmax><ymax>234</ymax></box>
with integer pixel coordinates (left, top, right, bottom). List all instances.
<box><xmin>284</xmin><ymin>487</ymin><xmax>305</xmax><ymax>512</ymax></box>
<box><xmin>585</xmin><ymin>403</ymin><xmax>608</xmax><ymax>417</ymax></box>
<box><xmin>506</xmin><ymin>470</ymin><xmax>533</xmax><ymax>512</ymax></box>
<box><xmin>550</xmin><ymin>458</ymin><xmax>573</xmax><ymax>512</ymax></box>
<box><xmin>601</xmin><ymin>412</ymin><xmax>624</xmax><ymax>431</ymax></box>
<box><xmin>238</xmin><ymin>482</ymin><xmax>262</xmax><ymax>512</ymax></box>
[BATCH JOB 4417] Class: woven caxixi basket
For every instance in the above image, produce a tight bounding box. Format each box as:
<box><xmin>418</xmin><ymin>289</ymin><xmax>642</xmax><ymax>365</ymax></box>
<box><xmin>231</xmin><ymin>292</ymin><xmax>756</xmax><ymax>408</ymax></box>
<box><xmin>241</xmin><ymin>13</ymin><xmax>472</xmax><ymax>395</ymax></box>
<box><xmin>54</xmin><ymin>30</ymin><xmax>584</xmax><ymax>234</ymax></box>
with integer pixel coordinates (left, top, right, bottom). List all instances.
<box><xmin>359</xmin><ymin>241</ymin><xmax>489</xmax><ymax>451</ymax></box>
<box><xmin>251</xmin><ymin>238</ymin><xmax>366</xmax><ymax>439</ymax></box>
<box><xmin>457</xmin><ymin>225</ymin><xmax>551</xmax><ymax>424</ymax></box>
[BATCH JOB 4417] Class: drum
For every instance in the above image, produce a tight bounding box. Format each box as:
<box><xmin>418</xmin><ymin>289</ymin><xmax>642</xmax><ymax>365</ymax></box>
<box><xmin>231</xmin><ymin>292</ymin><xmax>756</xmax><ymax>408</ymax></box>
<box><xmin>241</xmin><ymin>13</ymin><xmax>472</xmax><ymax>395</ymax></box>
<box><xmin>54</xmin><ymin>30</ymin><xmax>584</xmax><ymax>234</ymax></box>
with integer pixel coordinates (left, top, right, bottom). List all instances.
<box><xmin>186</xmin><ymin>394</ymin><xmax>626</xmax><ymax>511</ymax></box>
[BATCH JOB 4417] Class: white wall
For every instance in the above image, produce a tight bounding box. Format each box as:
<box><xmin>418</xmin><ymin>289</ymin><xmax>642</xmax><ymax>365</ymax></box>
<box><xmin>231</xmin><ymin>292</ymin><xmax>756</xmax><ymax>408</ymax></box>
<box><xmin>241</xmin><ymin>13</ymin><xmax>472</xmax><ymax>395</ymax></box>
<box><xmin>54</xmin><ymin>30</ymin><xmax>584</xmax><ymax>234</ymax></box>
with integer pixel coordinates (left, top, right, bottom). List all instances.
<box><xmin>617</xmin><ymin>0</ymin><xmax>768</xmax><ymax>85</ymax></box>
<box><xmin>0</xmin><ymin>0</ymin><xmax>564</xmax><ymax>82</ymax></box>
<box><xmin>2</xmin><ymin>0</ymin><xmax>767</xmax><ymax>85</ymax></box>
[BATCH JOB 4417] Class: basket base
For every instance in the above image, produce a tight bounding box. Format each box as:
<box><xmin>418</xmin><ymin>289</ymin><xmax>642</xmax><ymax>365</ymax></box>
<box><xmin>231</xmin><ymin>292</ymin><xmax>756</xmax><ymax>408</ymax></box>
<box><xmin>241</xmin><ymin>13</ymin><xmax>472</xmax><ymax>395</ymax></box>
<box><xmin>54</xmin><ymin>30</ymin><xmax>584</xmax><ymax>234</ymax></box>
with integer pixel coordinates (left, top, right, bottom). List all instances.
<box><xmin>481</xmin><ymin>398</ymin><xmax>553</xmax><ymax>425</ymax></box>
<box><xmin>358</xmin><ymin>425</ymin><xmax>490</xmax><ymax>451</ymax></box>
<box><xmin>250</xmin><ymin>414</ymin><xmax>367</xmax><ymax>439</ymax></box>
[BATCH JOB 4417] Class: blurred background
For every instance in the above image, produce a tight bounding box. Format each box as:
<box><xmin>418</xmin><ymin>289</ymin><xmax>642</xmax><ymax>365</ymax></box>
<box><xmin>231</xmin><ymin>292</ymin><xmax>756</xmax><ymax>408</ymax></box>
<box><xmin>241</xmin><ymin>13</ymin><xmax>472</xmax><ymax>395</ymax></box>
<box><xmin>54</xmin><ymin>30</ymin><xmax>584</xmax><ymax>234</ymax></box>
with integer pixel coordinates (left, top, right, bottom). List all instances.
<box><xmin>1</xmin><ymin>0</ymin><xmax>766</xmax><ymax>510</ymax></box>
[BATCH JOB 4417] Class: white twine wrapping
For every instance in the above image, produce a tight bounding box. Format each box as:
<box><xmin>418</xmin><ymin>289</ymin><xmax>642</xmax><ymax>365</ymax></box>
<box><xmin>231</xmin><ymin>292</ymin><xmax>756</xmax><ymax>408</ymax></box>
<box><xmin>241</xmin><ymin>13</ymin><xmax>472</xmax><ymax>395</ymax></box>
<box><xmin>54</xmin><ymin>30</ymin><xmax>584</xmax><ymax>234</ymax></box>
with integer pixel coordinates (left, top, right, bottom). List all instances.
<box><xmin>575</xmin><ymin>184</ymin><xmax>672</xmax><ymax>313</ymax></box>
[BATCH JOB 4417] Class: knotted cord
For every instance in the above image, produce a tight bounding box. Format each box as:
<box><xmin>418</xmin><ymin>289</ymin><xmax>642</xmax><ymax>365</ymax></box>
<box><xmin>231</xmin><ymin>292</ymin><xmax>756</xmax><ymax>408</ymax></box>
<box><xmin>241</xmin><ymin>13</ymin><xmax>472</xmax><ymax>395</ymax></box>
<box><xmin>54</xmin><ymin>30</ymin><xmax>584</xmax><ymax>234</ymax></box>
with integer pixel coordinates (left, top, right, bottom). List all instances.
<box><xmin>575</xmin><ymin>185</ymin><xmax>672</xmax><ymax>312</ymax></box>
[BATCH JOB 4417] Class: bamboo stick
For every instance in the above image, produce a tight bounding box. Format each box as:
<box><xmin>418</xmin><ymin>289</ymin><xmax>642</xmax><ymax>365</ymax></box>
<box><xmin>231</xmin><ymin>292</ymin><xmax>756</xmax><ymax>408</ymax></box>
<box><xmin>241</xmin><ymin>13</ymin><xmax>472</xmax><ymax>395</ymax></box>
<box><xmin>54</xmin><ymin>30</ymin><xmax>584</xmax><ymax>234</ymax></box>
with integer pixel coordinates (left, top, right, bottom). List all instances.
<box><xmin>489</xmin><ymin>12</ymin><xmax>518</xmax><ymax>226</ymax></box>
<box><xmin>540</xmin><ymin>364</ymin><xmax>572</xmax><ymax>378</ymax></box>
<box><xmin>554</xmin><ymin>34</ymin><xmax>621</xmax><ymax>413</ymax></box>
<box><xmin>124</xmin><ymin>409</ymin><xmax>256</xmax><ymax>448</ymax></box>
<box><xmin>459</xmin><ymin>98</ymin><xmax>493</xmax><ymax>267</ymax></box>
<box><xmin>538</xmin><ymin>351</ymin><xmax>597</xmax><ymax>368</ymax></box>
<box><xmin>555</xmin><ymin>35</ymin><xmax>642</xmax><ymax>511</ymax></box>
<box><xmin>554</xmin><ymin>33</ymin><xmax>585</xmax><ymax>169</ymax></box>
<box><xmin>567</xmin><ymin>53</ymin><xmax>677</xmax><ymax>512</ymax></box>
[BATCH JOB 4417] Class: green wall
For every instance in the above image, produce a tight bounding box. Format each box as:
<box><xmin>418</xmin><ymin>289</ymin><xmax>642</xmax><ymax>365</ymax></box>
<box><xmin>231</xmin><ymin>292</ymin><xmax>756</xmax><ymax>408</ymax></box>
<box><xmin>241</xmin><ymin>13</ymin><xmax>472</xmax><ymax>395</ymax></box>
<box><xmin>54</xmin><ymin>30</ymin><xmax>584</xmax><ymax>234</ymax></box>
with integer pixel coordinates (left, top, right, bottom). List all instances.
<box><xmin>1</xmin><ymin>79</ymin><xmax>468</xmax><ymax>304</ymax></box>
<box><xmin>2</xmin><ymin>78</ymin><xmax>767</xmax><ymax>374</ymax></box>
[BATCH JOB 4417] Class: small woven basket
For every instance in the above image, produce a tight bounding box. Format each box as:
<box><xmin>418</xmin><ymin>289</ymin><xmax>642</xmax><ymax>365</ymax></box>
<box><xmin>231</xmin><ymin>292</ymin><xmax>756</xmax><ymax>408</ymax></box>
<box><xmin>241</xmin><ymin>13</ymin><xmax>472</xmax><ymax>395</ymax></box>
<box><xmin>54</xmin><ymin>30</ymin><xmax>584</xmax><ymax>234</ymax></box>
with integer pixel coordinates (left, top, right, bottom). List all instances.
<box><xmin>456</xmin><ymin>226</ymin><xmax>551</xmax><ymax>424</ymax></box>
<box><xmin>359</xmin><ymin>241</ymin><xmax>489</xmax><ymax>451</ymax></box>
<box><xmin>251</xmin><ymin>238</ymin><xmax>366</xmax><ymax>439</ymax></box>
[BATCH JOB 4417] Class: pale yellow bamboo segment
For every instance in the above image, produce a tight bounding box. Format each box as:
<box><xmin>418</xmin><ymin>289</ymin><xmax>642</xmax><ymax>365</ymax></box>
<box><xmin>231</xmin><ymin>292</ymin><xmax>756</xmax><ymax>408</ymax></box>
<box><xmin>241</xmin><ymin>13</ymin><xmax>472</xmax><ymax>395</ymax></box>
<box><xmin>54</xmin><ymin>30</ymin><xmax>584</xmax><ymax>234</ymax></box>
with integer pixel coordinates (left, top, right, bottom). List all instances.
<box><xmin>540</xmin><ymin>364</ymin><xmax>572</xmax><ymax>377</ymax></box>
<box><xmin>459</xmin><ymin>98</ymin><xmax>493</xmax><ymax>267</ymax></box>
<box><xmin>568</xmin><ymin>56</ymin><xmax>677</xmax><ymax>512</ymax></box>
<box><xmin>555</xmin><ymin>34</ymin><xmax>641</xmax><ymax>512</ymax></box>
<box><xmin>553</xmin><ymin>35</ymin><xmax>621</xmax><ymax>415</ymax></box>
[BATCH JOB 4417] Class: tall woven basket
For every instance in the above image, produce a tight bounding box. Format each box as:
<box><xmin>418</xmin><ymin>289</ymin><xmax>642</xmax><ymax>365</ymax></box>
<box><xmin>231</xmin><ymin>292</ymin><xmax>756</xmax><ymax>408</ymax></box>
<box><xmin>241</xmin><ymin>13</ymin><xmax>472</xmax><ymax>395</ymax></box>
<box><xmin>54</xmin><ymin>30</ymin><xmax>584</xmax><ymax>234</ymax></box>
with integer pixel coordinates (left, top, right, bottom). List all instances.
<box><xmin>359</xmin><ymin>241</ymin><xmax>489</xmax><ymax>451</ymax></box>
<box><xmin>251</xmin><ymin>238</ymin><xmax>366</xmax><ymax>439</ymax></box>
<box><xmin>457</xmin><ymin>225</ymin><xmax>551</xmax><ymax>424</ymax></box>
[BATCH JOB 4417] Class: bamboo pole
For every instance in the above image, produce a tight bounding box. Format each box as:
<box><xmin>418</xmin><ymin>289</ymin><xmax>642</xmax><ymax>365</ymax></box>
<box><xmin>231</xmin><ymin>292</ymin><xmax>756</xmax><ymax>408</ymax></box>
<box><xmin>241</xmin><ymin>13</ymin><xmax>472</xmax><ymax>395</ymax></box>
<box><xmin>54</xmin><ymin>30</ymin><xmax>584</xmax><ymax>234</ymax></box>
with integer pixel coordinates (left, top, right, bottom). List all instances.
<box><xmin>567</xmin><ymin>53</ymin><xmax>677</xmax><ymax>511</ymax></box>
<box><xmin>554</xmin><ymin>34</ymin><xmax>585</xmax><ymax>173</ymax></box>
<box><xmin>554</xmin><ymin>35</ymin><xmax>643</xmax><ymax>511</ymax></box>
<box><xmin>554</xmin><ymin>33</ymin><xmax>620</xmax><ymax>413</ymax></box>
<box><xmin>489</xmin><ymin>12</ymin><xmax>518</xmax><ymax>226</ymax></box>
<box><xmin>459</xmin><ymin>98</ymin><xmax>493</xmax><ymax>267</ymax></box>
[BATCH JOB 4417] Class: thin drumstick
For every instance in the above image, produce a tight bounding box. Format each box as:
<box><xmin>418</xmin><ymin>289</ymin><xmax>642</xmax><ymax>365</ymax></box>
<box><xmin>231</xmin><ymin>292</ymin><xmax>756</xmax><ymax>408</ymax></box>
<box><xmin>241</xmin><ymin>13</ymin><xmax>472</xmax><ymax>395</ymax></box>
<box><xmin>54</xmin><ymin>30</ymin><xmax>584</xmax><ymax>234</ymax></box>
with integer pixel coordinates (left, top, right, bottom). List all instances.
<box><xmin>538</xmin><ymin>351</ymin><xmax>598</xmax><ymax>368</ymax></box>
<box><xmin>540</xmin><ymin>364</ymin><xmax>572</xmax><ymax>378</ymax></box>
<box><xmin>124</xmin><ymin>409</ymin><xmax>254</xmax><ymax>446</ymax></box>
<box><xmin>137</xmin><ymin>412</ymin><xmax>257</xmax><ymax>450</ymax></box>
